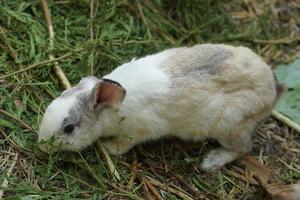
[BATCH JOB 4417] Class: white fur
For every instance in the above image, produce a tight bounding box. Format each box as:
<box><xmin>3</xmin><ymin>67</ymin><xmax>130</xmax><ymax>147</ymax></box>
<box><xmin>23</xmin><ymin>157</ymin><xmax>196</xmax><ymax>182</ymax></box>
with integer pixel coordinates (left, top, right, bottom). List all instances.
<box><xmin>39</xmin><ymin>95</ymin><xmax>77</xmax><ymax>141</ymax></box>
<box><xmin>102</xmin><ymin>51</ymin><xmax>172</xmax><ymax>139</ymax></box>
<box><xmin>200</xmin><ymin>148</ymin><xmax>239</xmax><ymax>171</ymax></box>
<box><xmin>78</xmin><ymin>77</ymin><xmax>98</xmax><ymax>90</ymax></box>
<box><xmin>104</xmin><ymin>52</ymin><xmax>171</xmax><ymax>96</ymax></box>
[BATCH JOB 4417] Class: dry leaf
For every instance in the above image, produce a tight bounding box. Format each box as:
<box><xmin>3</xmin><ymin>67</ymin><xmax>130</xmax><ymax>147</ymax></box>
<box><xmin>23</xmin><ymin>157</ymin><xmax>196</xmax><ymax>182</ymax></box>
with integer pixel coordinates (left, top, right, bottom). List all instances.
<box><xmin>266</xmin><ymin>183</ymin><xmax>300</xmax><ymax>200</ymax></box>
<box><xmin>227</xmin><ymin>157</ymin><xmax>300</xmax><ymax>200</ymax></box>
<box><xmin>242</xmin><ymin>156</ymin><xmax>271</xmax><ymax>185</ymax></box>
<box><xmin>226</xmin><ymin>156</ymin><xmax>271</xmax><ymax>185</ymax></box>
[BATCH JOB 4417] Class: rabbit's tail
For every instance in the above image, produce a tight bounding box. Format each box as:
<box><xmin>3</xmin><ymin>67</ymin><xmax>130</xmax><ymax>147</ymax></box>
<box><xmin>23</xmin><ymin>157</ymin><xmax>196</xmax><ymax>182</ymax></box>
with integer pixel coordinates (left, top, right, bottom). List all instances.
<box><xmin>275</xmin><ymin>82</ymin><xmax>286</xmax><ymax>100</ymax></box>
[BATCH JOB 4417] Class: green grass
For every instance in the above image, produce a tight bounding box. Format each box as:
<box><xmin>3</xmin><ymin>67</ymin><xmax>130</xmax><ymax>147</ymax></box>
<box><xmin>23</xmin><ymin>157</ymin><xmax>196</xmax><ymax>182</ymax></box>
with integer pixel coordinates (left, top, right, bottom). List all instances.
<box><xmin>0</xmin><ymin>0</ymin><xmax>299</xmax><ymax>199</ymax></box>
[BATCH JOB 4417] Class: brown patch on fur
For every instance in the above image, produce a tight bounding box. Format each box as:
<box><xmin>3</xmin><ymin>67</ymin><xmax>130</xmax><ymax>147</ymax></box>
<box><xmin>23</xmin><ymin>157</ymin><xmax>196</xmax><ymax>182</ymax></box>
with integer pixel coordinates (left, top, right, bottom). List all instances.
<box><xmin>214</xmin><ymin>77</ymin><xmax>257</xmax><ymax>93</ymax></box>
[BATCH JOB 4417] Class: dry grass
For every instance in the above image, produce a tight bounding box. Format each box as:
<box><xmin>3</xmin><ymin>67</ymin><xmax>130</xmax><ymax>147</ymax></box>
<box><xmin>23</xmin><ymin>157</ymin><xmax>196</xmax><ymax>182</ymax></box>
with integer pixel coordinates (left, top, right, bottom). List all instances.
<box><xmin>0</xmin><ymin>0</ymin><xmax>299</xmax><ymax>199</ymax></box>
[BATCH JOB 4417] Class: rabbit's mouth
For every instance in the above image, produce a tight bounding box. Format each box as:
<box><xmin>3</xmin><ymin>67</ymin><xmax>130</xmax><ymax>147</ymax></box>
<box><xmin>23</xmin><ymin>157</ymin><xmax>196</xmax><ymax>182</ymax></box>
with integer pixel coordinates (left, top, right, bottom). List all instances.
<box><xmin>38</xmin><ymin>135</ymin><xmax>76</xmax><ymax>153</ymax></box>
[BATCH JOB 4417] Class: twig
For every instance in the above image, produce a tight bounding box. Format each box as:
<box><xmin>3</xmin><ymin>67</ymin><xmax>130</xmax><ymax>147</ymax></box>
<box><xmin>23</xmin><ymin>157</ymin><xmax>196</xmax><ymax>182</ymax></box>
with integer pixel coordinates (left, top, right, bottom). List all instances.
<box><xmin>0</xmin><ymin>153</ymin><xmax>18</xmax><ymax>199</ymax></box>
<box><xmin>0</xmin><ymin>51</ymin><xmax>81</xmax><ymax>80</ymax></box>
<box><xmin>107</xmin><ymin>182</ymin><xmax>144</xmax><ymax>200</ymax></box>
<box><xmin>141</xmin><ymin>177</ymin><xmax>153</xmax><ymax>200</ymax></box>
<box><xmin>271</xmin><ymin>110</ymin><xmax>300</xmax><ymax>133</ymax></box>
<box><xmin>40</xmin><ymin>0</ymin><xmax>71</xmax><ymax>89</ymax></box>
<box><xmin>53</xmin><ymin>0</ymin><xmax>71</xmax><ymax>4</ymax></box>
<box><xmin>0</xmin><ymin>26</ymin><xmax>17</xmax><ymax>61</ymax></box>
<box><xmin>0</xmin><ymin>129</ymin><xmax>25</xmax><ymax>153</ymax></box>
<box><xmin>146</xmin><ymin>176</ymin><xmax>194</xmax><ymax>200</ymax></box>
<box><xmin>128</xmin><ymin>152</ymin><xmax>138</xmax><ymax>189</ymax></box>
<box><xmin>253</xmin><ymin>35</ymin><xmax>300</xmax><ymax>44</ymax></box>
<box><xmin>276</xmin><ymin>156</ymin><xmax>300</xmax><ymax>174</ymax></box>
<box><xmin>170</xmin><ymin>171</ymin><xmax>200</xmax><ymax>197</ymax></box>
<box><xmin>136</xmin><ymin>1</ymin><xmax>148</xmax><ymax>28</ymax></box>
<box><xmin>170</xmin><ymin>183</ymin><xmax>198</xmax><ymax>200</ymax></box>
<box><xmin>88</xmin><ymin>0</ymin><xmax>94</xmax><ymax>75</ymax></box>
<box><xmin>0</xmin><ymin>109</ymin><xmax>37</xmax><ymax>134</ymax></box>
<box><xmin>143</xmin><ymin>177</ymin><xmax>164</xmax><ymax>200</ymax></box>
<box><xmin>160</xmin><ymin>142</ymin><xmax>168</xmax><ymax>173</ymax></box>
<box><xmin>96</xmin><ymin>141</ymin><xmax>121</xmax><ymax>181</ymax></box>
<box><xmin>0</xmin><ymin>26</ymin><xmax>27</xmax><ymax>74</ymax></box>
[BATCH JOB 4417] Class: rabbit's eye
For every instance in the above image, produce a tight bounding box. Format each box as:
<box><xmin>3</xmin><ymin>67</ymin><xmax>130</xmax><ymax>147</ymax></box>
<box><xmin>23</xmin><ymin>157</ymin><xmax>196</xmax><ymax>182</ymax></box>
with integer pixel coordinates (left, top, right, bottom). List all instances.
<box><xmin>64</xmin><ymin>124</ymin><xmax>75</xmax><ymax>134</ymax></box>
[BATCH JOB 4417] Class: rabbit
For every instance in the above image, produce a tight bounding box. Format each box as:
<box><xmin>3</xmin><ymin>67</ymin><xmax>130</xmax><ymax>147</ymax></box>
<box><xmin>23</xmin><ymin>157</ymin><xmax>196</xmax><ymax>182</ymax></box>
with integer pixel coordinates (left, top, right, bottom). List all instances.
<box><xmin>38</xmin><ymin>44</ymin><xmax>277</xmax><ymax>171</ymax></box>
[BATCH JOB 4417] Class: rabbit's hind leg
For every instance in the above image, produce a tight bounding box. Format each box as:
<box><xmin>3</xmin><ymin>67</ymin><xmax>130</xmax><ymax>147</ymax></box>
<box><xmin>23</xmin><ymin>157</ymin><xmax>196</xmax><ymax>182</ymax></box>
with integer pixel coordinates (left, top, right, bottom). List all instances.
<box><xmin>200</xmin><ymin>121</ymin><xmax>254</xmax><ymax>171</ymax></box>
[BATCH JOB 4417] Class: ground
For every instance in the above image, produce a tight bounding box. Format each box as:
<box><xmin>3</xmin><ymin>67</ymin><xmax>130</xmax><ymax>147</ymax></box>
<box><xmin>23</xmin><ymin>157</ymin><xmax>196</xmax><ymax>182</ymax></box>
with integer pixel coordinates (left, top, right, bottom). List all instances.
<box><xmin>0</xmin><ymin>0</ymin><xmax>299</xmax><ymax>199</ymax></box>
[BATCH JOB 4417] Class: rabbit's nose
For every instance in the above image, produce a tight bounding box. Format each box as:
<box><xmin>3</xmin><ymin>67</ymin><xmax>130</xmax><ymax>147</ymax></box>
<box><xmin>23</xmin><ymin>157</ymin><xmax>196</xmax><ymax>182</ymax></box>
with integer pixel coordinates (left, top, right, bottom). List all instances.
<box><xmin>38</xmin><ymin>135</ymin><xmax>62</xmax><ymax>153</ymax></box>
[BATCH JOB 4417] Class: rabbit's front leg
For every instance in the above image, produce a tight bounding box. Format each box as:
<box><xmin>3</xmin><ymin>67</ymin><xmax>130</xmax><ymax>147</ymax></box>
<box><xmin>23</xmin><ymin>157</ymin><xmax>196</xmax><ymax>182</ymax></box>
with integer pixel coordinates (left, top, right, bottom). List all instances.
<box><xmin>102</xmin><ymin>136</ymin><xmax>136</xmax><ymax>155</ymax></box>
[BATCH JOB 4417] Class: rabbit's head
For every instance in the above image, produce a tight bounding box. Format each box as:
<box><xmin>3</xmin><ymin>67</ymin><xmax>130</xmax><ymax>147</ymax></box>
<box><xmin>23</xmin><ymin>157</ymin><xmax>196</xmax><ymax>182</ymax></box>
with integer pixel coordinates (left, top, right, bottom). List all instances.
<box><xmin>38</xmin><ymin>76</ymin><xmax>126</xmax><ymax>152</ymax></box>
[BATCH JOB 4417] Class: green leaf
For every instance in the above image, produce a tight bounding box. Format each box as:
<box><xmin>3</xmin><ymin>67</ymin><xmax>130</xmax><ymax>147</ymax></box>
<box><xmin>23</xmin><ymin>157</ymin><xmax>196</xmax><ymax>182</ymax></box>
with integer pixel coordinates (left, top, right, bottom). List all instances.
<box><xmin>275</xmin><ymin>88</ymin><xmax>300</xmax><ymax>124</ymax></box>
<box><xmin>0</xmin><ymin>119</ymin><xmax>14</xmax><ymax>129</ymax></box>
<box><xmin>274</xmin><ymin>58</ymin><xmax>300</xmax><ymax>89</ymax></box>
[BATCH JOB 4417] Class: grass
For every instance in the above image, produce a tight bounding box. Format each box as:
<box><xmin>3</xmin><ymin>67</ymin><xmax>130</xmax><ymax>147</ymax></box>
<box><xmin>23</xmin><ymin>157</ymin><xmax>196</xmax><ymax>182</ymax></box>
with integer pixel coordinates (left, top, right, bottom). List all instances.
<box><xmin>0</xmin><ymin>0</ymin><xmax>300</xmax><ymax>199</ymax></box>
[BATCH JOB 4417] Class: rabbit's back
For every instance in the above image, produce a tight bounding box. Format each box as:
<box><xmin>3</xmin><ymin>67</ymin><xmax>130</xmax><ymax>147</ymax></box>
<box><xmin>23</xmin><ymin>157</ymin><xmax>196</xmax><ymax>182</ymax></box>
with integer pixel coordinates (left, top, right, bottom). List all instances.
<box><xmin>158</xmin><ymin>44</ymin><xmax>276</xmax><ymax>139</ymax></box>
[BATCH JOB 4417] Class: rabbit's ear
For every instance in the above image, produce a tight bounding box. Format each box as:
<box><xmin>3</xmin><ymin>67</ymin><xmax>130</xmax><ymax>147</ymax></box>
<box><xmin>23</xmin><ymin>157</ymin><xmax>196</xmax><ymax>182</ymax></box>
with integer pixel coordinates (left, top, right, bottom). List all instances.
<box><xmin>90</xmin><ymin>79</ymin><xmax>126</xmax><ymax>111</ymax></box>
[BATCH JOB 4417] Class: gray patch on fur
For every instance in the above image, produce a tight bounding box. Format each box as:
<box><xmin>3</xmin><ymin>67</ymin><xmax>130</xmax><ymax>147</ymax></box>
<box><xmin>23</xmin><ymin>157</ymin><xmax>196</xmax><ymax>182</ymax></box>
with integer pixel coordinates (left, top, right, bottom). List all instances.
<box><xmin>179</xmin><ymin>47</ymin><xmax>232</xmax><ymax>78</ymax></box>
<box><xmin>165</xmin><ymin>45</ymin><xmax>233</xmax><ymax>88</ymax></box>
<box><xmin>61</xmin><ymin>92</ymin><xmax>91</xmax><ymax>133</ymax></box>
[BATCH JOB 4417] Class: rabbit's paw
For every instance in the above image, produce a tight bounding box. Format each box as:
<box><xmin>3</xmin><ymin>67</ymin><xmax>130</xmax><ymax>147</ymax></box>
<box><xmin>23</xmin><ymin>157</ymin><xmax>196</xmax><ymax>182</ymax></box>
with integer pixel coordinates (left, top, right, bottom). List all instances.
<box><xmin>102</xmin><ymin>138</ymin><xmax>134</xmax><ymax>155</ymax></box>
<box><xmin>200</xmin><ymin>148</ymin><xmax>239</xmax><ymax>171</ymax></box>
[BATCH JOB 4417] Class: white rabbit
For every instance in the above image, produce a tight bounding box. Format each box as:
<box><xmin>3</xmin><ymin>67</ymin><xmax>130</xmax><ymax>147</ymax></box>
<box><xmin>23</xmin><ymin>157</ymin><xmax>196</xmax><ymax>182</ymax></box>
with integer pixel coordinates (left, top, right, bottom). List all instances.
<box><xmin>38</xmin><ymin>44</ymin><xmax>277</xmax><ymax>171</ymax></box>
